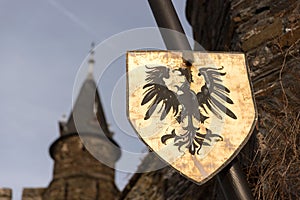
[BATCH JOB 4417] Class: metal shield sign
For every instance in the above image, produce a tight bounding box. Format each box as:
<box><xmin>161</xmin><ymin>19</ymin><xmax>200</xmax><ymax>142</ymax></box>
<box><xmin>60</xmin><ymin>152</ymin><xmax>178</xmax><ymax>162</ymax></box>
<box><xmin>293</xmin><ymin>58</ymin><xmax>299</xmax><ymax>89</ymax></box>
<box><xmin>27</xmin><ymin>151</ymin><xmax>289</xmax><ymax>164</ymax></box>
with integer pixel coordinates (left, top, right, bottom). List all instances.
<box><xmin>126</xmin><ymin>51</ymin><xmax>257</xmax><ymax>184</ymax></box>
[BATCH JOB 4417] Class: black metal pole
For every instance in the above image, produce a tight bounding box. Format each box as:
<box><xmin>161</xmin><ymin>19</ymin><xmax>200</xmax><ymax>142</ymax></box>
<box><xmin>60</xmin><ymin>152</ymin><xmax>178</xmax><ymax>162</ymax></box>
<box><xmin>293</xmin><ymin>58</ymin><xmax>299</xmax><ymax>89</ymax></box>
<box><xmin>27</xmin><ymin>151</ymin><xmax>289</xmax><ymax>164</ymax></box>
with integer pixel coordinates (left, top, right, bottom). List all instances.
<box><xmin>147</xmin><ymin>0</ymin><xmax>254</xmax><ymax>199</ymax></box>
<box><xmin>217</xmin><ymin>158</ymin><xmax>254</xmax><ymax>200</ymax></box>
<box><xmin>148</xmin><ymin>0</ymin><xmax>191</xmax><ymax>51</ymax></box>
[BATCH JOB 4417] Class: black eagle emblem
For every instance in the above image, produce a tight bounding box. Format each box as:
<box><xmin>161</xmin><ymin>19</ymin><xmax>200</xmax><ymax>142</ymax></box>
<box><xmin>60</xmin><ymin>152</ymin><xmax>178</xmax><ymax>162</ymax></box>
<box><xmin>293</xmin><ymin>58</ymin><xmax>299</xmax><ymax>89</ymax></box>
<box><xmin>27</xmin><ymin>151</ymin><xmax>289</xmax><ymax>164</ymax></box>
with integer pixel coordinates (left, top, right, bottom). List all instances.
<box><xmin>141</xmin><ymin>64</ymin><xmax>237</xmax><ymax>155</ymax></box>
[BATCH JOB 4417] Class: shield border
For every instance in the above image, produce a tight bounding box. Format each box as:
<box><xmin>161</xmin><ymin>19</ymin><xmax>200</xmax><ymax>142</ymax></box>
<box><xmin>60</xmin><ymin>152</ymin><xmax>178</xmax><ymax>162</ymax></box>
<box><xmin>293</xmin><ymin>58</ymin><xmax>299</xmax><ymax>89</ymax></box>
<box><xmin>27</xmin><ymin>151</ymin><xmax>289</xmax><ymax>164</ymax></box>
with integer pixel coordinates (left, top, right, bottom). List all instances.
<box><xmin>126</xmin><ymin>50</ymin><xmax>258</xmax><ymax>185</ymax></box>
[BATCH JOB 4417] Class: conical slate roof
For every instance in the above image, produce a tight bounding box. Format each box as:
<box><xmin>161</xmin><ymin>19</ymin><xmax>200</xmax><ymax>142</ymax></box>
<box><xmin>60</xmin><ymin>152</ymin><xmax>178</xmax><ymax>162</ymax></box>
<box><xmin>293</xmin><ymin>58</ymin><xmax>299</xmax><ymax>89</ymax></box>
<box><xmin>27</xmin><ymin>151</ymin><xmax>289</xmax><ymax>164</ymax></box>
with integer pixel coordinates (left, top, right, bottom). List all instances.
<box><xmin>59</xmin><ymin>47</ymin><xmax>112</xmax><ymax>138</ymax></box>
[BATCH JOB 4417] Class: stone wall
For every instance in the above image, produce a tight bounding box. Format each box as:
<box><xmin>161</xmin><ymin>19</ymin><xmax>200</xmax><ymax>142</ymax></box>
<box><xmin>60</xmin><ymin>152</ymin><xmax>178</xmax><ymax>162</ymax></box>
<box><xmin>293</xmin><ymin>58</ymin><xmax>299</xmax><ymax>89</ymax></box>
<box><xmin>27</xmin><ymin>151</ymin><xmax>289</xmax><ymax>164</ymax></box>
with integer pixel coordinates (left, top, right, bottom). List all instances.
<box><xmin>20</xmin><ymin>134</ymin><xmax>120</xmax><ymax>200</ymax></box>
<box><xmin>22</xmin><ymin>188</ymin><xmax>45</xmax><ymax>200</ymax></box>
<box><xmin>43</xmin><ymin>134</ymin><xmax>120</xmax><ymax>200</ymax></box>
<box><xmin>50</xmin><ymin>134</ymin><xmax>117</xmax><ymax>181</ymax></box>
<box><xmin>42</xmin><ymin>176</ymin><xmax>119</xmax><ymax>200</ymax></box>
<box><xmin>0</xmin><ymin>188</ymin><xmax>12</xmax><ymax>200</ymax></box>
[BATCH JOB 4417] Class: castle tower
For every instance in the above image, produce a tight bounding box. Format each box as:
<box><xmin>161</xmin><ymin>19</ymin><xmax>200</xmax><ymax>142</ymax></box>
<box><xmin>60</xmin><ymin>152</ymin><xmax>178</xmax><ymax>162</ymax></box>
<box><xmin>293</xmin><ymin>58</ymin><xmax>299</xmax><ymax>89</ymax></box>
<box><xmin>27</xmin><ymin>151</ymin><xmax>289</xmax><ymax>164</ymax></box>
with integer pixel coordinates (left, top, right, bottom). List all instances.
<box><xmin>41</xmin><ymin>45</ymin><xmax>121</xmax><ymax>200</ymax></box>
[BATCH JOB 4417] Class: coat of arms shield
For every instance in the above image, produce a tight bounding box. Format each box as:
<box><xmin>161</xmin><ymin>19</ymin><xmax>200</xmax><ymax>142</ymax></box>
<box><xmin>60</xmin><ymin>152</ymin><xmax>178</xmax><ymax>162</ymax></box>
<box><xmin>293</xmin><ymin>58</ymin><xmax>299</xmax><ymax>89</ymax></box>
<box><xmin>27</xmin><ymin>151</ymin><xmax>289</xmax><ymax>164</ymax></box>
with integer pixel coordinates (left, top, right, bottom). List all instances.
<box><xmin>126</xmin><ymin>51</ymin><xmax>257</xmax><ymax>184</ymax></box>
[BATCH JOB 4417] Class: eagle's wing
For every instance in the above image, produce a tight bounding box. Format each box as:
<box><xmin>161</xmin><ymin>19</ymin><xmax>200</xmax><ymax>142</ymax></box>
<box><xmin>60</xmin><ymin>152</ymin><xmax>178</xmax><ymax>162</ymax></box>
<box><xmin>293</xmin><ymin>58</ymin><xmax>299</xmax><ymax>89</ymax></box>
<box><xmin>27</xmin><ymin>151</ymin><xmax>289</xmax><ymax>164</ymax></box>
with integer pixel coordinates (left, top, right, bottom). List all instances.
<box><xmin>141</xmin><ymin>66</ymin><xmax>180</xmax><ymax>121</ymax></box>
<box><xmin>196</xmin><ymin>66</ymin><xmax>237</xmax><ymax>120</ymax></box>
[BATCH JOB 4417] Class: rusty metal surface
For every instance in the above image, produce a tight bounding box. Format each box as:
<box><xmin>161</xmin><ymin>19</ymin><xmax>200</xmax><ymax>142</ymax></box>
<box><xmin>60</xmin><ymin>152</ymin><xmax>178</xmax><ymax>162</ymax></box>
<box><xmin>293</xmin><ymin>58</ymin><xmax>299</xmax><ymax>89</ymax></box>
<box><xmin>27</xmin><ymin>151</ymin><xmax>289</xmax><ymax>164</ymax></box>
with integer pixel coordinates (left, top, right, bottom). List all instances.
<box><xmin>127</xmin><ymin>51</ymin><xmax>257</xmax><ymax>184</ymax></box>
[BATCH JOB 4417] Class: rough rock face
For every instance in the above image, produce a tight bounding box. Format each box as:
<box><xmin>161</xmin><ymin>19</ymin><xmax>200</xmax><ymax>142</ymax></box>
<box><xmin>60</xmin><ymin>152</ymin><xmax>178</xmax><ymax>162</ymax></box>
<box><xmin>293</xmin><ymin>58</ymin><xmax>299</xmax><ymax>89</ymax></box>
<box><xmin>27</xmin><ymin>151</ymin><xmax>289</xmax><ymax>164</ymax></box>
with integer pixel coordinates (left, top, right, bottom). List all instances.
<box><xmin>187</xmin><ymin>0</ymin><xmax>300</xmax><ymax>199</ymax></box>
<box><xmin>123</xmin><ymin>0</ymin><xmax>299</xmax><ymax>199</ymax></box>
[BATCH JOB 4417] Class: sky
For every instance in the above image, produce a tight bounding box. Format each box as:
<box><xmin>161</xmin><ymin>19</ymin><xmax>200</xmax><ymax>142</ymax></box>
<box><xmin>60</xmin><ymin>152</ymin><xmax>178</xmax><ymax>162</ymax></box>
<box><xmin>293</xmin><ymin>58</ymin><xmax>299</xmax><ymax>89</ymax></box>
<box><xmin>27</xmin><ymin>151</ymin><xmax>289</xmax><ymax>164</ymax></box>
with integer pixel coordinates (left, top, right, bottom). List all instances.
<box><xmin>0</xmin><ymin>0</ymin><xmax>192</xmax><ymax>199</ymax></box>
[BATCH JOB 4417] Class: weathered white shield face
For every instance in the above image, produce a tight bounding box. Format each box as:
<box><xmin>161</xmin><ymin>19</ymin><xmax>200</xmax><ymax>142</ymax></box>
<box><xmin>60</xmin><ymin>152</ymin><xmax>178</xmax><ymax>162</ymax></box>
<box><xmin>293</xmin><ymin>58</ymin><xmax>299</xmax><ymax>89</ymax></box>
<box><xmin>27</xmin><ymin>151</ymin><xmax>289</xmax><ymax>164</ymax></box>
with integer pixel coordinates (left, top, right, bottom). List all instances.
<box><xmin>126</xmin><ymin>51</ymin><xmax>257</xmax><ymax>184</ymax></box>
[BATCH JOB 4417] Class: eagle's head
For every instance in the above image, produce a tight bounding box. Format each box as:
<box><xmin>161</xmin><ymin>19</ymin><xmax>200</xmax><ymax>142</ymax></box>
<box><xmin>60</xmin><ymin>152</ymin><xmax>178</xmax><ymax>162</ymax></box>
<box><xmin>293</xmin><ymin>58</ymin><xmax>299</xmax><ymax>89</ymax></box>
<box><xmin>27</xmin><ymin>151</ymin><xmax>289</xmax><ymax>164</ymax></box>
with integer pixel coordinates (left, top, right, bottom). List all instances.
<box><xmin>173</xmin><ymin>67</ymin><xmax>193</xmax><ymax>83</ymax></box>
